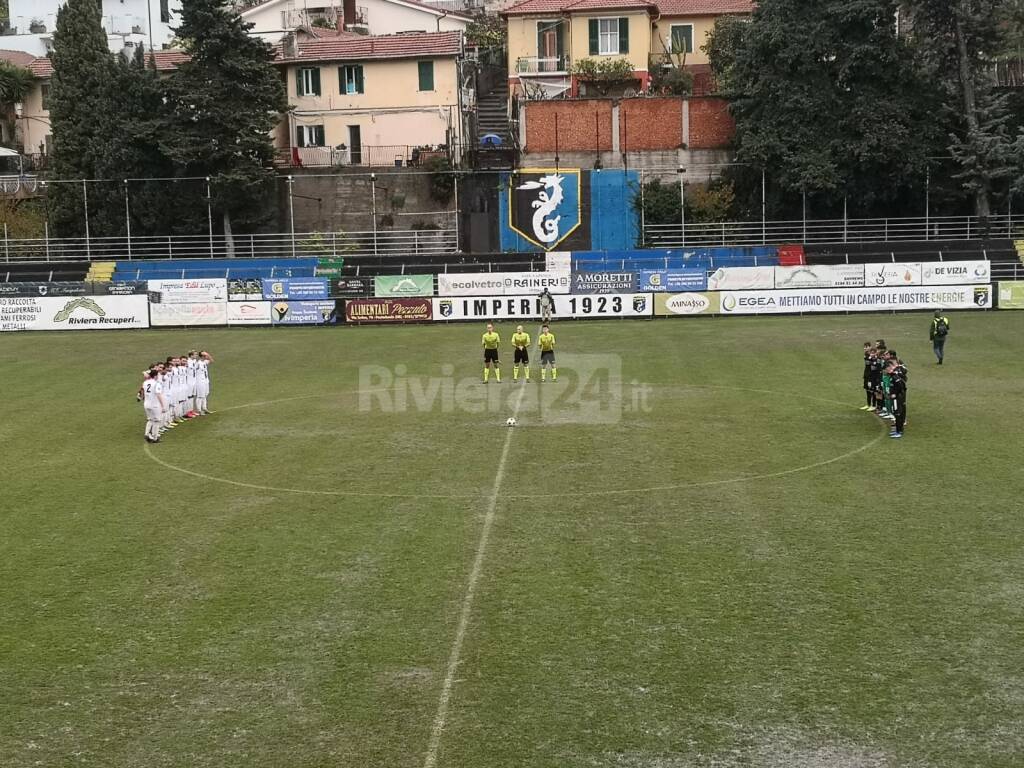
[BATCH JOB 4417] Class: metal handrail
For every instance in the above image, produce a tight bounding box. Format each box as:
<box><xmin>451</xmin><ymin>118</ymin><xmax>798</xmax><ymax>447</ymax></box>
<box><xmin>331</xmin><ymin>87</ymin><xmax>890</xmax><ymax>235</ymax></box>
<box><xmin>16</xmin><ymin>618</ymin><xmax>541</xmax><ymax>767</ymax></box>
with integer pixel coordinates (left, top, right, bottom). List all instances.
<box><xmin>1</xmin><ymin>229</ymin><xmax>459</xmax><ymax>263</ymax></box>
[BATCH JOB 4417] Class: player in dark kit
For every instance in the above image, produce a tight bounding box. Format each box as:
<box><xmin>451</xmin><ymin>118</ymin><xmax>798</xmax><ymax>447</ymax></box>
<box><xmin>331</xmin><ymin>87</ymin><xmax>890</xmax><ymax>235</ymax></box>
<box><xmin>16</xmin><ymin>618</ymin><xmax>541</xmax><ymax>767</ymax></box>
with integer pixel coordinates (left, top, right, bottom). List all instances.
<box><xmin>888</xmin><ymin>361</ymin><xmax>908</xmax><ymax>438</ymax></box>
<box><xmin>860</xmin><ymin>342</ymin><xmax>875</xmax><ymax>410</ymax></box>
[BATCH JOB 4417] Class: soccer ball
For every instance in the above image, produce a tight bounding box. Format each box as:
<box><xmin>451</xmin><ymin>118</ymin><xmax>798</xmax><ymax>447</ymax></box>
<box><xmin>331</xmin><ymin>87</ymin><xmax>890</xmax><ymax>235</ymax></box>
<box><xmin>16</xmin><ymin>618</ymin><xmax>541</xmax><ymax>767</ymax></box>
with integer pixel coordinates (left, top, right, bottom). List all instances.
<box><xmin>506</xmin><ymin>417</ymin><xmax>517</xmax><ymax>427</ymax></box>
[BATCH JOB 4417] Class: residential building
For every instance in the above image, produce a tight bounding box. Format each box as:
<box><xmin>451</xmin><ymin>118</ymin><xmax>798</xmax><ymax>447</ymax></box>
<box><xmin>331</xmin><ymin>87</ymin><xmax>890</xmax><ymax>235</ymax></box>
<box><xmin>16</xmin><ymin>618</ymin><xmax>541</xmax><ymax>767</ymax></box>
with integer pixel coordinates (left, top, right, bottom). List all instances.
<box><xmin>274</xmin><ymin>30</ymin><xmax>467</xmax><ymax>166</ymax></box>
<box><xmin>502</xmin><ymin>0</ymin><xmax>752</xmax><ymax>99</ymax></box>
<box><xmin>1</xmin><ymin>0</ymin><xmax>180</xmax><ymax>56</ymax></box>
<box><xmin>2</xmin><ymin>51</ymin><xmax>188</xmax><ymax>162</ymax></box>
<box><xmin>242</xmin><ymin>0</ymin><xmax>471</xmax><ymax>44</ymax></box>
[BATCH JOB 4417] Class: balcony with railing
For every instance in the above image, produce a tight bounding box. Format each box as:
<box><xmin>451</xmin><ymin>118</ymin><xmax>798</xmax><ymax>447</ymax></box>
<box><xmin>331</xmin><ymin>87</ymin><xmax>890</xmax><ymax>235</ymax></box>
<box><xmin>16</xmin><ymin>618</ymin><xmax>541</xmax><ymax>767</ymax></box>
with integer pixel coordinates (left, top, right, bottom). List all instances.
<box><xmin>275</xmin><ymin>144</ymin><xmax>451</xmax><ymax>168</ymax></box>
<box><xmin>516</xmin><ymin>55</ymin><xmax>570</xmax><ymax>75</ymax></box>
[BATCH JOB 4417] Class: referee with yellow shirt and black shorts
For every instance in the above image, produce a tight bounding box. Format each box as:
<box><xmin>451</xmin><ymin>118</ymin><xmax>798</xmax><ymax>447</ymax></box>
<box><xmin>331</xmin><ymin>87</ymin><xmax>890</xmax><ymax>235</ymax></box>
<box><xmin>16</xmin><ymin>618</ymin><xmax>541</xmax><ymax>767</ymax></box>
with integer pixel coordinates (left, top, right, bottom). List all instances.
<box><xmin>511</xmin><ymin>325</ymin><xmax>531</xmax><ymax>382</ymax></box>
<box><xmin>482</xmin><ymin>323</ymin><xmax>502</xmax><ymax>383</ymax></box>
<box><xmin>538</xmin><ymin>325</ymin><xmax>556</xmax><ymax>382</ymax></box>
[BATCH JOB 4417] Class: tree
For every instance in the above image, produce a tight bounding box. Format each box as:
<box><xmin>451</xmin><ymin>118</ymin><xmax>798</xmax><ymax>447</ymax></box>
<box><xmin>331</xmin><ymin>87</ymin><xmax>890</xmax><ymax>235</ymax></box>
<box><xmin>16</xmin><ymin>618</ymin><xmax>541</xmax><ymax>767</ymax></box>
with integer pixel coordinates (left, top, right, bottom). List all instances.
<box><xmin>163</xmin><ymin>0</ymin><xmax>287</xmax><ymax>254</ymax></box>
<box><xmin>906</xmin><ymin>0</ymin><xmax>1010</xmax><ymax>218</ymax></box>
<box><xmin>48</xmin><ymin>0</ymin><xmax>118</xmax><ymax>236</ymax></box>
<box><xmin>707</xmin><ymin>0</ymin><xmax>942</xmax><ymax>216</ymax></box>
<box><xmin>0</xmin><ymin>62</ymin><xmax>33</xmax><ymax>150</ymax></box>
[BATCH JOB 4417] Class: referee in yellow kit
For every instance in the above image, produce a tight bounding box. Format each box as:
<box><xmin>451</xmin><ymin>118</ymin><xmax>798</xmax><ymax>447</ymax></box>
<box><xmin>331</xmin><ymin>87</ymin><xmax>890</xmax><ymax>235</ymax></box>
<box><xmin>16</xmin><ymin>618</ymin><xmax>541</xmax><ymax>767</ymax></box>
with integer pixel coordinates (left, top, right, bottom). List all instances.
<box><xmin>482</xmin><ymin>323</ymin><xmax>501</xmax><ymax>383</ymax></box>
<box><xmin>538</xmin><ymin>325</ymin><xmax>556</xmax><ymax>382</ymax></box>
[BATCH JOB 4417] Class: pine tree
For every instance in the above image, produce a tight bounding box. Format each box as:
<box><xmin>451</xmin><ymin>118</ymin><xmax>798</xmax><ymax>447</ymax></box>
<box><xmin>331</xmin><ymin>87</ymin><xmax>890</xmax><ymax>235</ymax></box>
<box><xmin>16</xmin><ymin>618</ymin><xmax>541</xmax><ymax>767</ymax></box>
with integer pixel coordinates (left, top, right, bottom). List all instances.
<box><xmin>48</xmin><ymin>0</ymin><xmax>118</xmax><ymax>237</ymax></box>
<box><xmin>163</xmin><ymin>0</ymin><xmax>287</xmax><ymax>254</ymax></box>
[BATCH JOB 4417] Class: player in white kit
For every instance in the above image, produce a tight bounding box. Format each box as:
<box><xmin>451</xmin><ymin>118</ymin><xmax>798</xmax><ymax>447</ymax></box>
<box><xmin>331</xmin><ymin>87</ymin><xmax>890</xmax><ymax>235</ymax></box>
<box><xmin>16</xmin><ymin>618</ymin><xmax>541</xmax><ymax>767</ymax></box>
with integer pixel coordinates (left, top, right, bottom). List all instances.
<box><xmin>185</xmin><ymin>351</ymin><xmax>199</xmax><ymax>417</ymax></box>
<box><xmin>195</xmin><ymin>350</ymin><xmax>214</xmax><ymax>414</ymax></box>
<box><xmin>141</xmin><ymin>369</ymin><xmax>166</xmax><ymax>443</ymax></box>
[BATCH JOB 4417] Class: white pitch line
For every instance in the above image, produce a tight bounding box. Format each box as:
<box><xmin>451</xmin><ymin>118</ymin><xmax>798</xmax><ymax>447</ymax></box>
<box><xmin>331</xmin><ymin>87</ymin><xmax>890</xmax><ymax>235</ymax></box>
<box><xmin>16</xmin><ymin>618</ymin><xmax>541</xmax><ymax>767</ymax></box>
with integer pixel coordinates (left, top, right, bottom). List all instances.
<box><xmin>422</xmin><ymin>327</ymin><xmax>539</xmax><ymax>768</ymax></box>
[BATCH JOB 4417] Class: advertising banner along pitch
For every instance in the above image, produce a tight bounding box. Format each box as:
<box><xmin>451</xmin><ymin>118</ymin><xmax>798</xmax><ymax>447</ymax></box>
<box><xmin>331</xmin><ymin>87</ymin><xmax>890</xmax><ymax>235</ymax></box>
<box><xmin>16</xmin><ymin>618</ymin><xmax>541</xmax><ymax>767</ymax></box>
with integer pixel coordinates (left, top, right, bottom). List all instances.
<box><xmin>147</xmin><ymin>279</ymin><xmax>227</xmax><ymax>304</ymax></box>
<box><xmin>921</xmin><ymin>261</ymin><xmax>990</xmax><ymax>285</ymax></box>
<box><xmin>437</xmin><ymin>271</ymin><xmax>571</xmax><ymax>297</ymax></box>
<box><xmin>226</xmin><ymin>301</ymin><xmax>272</xmax><ymax>325</ymax></box>
<box><xmin>864</xmin><ymin>263</ymin><xmax>923</xmax><ymax>287</ymax></box>
<box><xmin>270</xmin><ymin>300</ymin><xmax>338</xmax><ymax>324</ymax></box>
<box><xmin>433</xmin><ymin>293</ymin><xmax>653</xmax><ymax>320</ymax></box>
<box><xmin>571</xmin><ymin>272</ymin><xmax>639</xmax><ymax>294</ymax></box>
<box><xmin>346</xmin><ymin>298</ymin><xmax>433</xmax><ymax>323</ymax></box>
<box><xmin>654</xmin><ymin>292</ymin><xmax>721</xmax><ymax>315</ymax></box>
<box><xmin>707</xmin><ymin>266</ymin><xmax>775</xmax><ymax>291</ymax></box>
<box><xmin>373</xmin><ymin>275</ymin><xmax>434</xmax><ymax>298</ymax></box>
<box><xmin>262</xmin><ymin>277</ymin><xmax>330</xmax><ymax>300</ymax></box>
<box><xmin>228</xmin><ymin>278</ymin><xmax>265</xmax><ymax>301</ymax></box>
<box><xmin>773</xmin><ymin>264</ymin><xmax>865</xmax><ymax>289</ymax></box>
<box><xmin>1</xmin><ymin>295</ymin><xmax>150</xmax><ymax>331</ymax></box>
<box><xmin>719</xmin><ymin>285</ymin><xmax>992</xmax><ymax>315</ymax></box>
<box><xmin>639</xmin><ymin>270</ymin><xmax>708</xmax><ymax>293</ymax></box>
<box><xmin>998</xmin><ymin>281</ymin><xmax>1024</xmax><ymax>309</ymax></box>
<box><xmin>150</xmin><ymin>301</ymin><xmax>228</xmax><ymax>327</ymax></box>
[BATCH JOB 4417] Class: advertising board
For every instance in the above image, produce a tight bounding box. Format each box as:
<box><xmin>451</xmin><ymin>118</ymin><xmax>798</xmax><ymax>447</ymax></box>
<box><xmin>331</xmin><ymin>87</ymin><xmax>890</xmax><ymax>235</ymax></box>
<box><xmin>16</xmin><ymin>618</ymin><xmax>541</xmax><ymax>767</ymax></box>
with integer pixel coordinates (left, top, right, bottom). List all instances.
<box><xmin>707</xmin><ymin>266</ymin><xmax>775</xmax><ymax>291</ymax></box>
<box><xmin>863</xmin><ymin>263</ymin><xmax>923</xmax><ymax>287</ymax></box>
<box><xmin>226</xmin><ymin>301</ymin><xmax>272</xmax><ymax>325</ymax></box>
<box><xmin>270</xmin><ymin>300</ymin><xmax>338</xmax><ymax>325</ymax></box>
<box><xmin>998</xmin><ymin>281</ymin><xmax>1024</xmax><ymax>309</ymax></box>
<box><xmin>262</xmin><ymin>277</ymin><xmax>330</xmax><ymax>301</ymax></box>
<box><xmin>147</xmin><ymin>279</ymin><xmax>227</xmax><ymax>304</ymax></box>
<box><xmin>345</xmin><ymin>298</ymin><xmax>433</xmax><ymax>323</ymax></box>
<box><xmin>150</xmin><ymin>301</ymin><xmax>228</xmax><ymax>326</ymax></box>
<box><xmin>638</xmin><ymin>270</ymin><xmax>708</xmax><ymax>292</ymax></box>
<box><xmin>432</xmin><ymin>293</ymin><xmax>653</xmax><ymax>320</ymax></box>
<box><xmin>773</xmin><ymin>264</ymin><xmax>865</xmax><ymax>289</ymax></box>
<box><xmin>571</xmin><ymin>271</ymin><xmax>639</xmax><ymax>294</ymax></box>
<box><xmin>921</xmin><ymin>260</ymin><xmax>990</xmax><ymax>285</ymax></box>
<box><xmin>654</xmin><ymin>292</ymin><xmax>721</xmax><ymax>316</ymax></box>
<box><xmin>228</xmin><ymin>278</ymin><xmax>265</xmax><ymax>301</ymax></box>
<box><xmin>0</xmin><ymin>295</ymin><xmax>149</xmax><ymax>331</ymax></box>
<box><xmin>719</xmin><ymin>285</ymin><xmax>992</xmax><ymax>315</ymax></box>
<box><xmin>436</xmin><ymin>271</ymin><xmax>571</xmax><ymax>297</ymax></box>
<box><xmin>373</xmin><ymin>275</ymin><xmax>434</xmax><ymax>298</ymax></box>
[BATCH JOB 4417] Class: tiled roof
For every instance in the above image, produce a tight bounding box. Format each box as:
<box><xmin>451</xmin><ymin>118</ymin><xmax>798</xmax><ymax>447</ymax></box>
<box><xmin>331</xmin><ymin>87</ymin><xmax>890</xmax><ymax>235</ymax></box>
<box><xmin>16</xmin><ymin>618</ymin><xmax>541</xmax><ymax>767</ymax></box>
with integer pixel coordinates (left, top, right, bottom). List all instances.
<box><xmin>502</xmin><ymin>0</ymin><xmax>749</xmax><ymax>14</ymax></box>
<box><xmin>275</xmin><ymin>30</ymin><xmax>462</xmax><ymax>63</ymax></box>
<box><xmin>503</xmin><ymin>0</ymin><xmax>654</xmax><ymax>14</ymax></box>
<box><xmin>656</xmin><ymin>0</ymin><xmax>753</xmax><ymax>15</ymax></box>
<box><xmin>242</xmin><ymin>0</ymin><xmax>472</xmax><ymax>21</ymax></box>
<box><xmin>26</xmin><ymin>50</ymin><xmax>189</xmax><ymax>78</ymax></box>
<box><xmin>0</xmin><ymin>49</ymin><xmax>37</xmax><ymax>68</ymax></box>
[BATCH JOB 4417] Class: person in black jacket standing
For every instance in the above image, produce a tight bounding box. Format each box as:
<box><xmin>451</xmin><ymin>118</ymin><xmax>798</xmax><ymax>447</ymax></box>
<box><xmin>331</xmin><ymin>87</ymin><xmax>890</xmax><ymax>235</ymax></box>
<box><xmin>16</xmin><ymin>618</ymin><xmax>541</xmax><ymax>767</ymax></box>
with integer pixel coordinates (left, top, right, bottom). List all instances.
<box><xmin>888</xmin><ymin>361</ymin><xmax>908</xmax><ymax>439</ymax></box>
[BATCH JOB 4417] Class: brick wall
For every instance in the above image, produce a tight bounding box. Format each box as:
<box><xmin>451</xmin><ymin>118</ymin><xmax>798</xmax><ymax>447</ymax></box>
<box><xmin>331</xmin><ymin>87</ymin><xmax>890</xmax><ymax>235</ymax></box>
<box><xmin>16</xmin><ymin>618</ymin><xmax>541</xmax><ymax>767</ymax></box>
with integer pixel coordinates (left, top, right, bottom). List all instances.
<box><xmin>523</xmin><ymin>99</ymin><xmax>613</xmax><ymax>153</ymax></box>
<box><xmin>688</xmin><ymin>97</ymin><xmax>735</xmax><ymax>150</ymax></box>
<box><xmin>523</xmin><ymin>96</ymin><xmax>734</xmax><ymax>153</ymax></box>
<box><xmin>620</xmin><ymin>97</ymin><xmax>683</xmax><ymax>151</ymax></box>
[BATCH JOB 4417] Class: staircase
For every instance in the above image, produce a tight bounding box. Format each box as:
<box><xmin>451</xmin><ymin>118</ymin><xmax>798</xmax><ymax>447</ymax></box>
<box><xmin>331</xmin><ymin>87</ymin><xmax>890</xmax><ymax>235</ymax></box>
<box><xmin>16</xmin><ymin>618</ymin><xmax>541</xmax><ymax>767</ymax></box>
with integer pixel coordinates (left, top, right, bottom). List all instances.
<box><xmin>86</xmin><ymin>261</ymin><xmax>116</xmax><ymax>282</ymax></box>
<box><xmin>476</xmin><ymin>81</ymin><xmax>510</xmax><ymax>145</ymax></box>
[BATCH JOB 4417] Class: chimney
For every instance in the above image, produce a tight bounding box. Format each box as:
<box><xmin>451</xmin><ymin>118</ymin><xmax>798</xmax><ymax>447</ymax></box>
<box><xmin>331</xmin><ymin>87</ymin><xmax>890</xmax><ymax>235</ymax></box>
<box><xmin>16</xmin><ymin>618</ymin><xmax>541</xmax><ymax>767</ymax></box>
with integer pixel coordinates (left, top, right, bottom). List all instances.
<box><xmin>282</xmin><ymin>31</ymin><xmax>296</xmax><ymax>59</ymax></box>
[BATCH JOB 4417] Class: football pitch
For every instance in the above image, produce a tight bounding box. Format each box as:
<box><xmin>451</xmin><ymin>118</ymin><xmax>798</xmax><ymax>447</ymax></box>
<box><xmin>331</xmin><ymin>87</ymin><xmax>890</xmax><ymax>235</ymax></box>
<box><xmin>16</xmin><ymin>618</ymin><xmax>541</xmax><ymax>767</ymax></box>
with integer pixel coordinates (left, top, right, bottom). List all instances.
<box><xmin>2</xmin><ymin>313</ymin><xmax>1023</xmax><ymax>768</ymax></box>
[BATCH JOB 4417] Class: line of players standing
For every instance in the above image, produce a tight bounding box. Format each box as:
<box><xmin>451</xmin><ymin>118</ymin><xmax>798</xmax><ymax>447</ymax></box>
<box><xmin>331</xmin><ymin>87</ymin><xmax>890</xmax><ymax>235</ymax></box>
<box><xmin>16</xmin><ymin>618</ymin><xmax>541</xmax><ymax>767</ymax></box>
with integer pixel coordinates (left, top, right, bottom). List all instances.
<box><xmin>862</xmin><ymin>340</ymin><xmax>908</xmax><ymax>439</ymax></box>
<box><xmin>139</xmin><ymin>351</ymin><xmax>214</xmax><ymax>443</ymax></box>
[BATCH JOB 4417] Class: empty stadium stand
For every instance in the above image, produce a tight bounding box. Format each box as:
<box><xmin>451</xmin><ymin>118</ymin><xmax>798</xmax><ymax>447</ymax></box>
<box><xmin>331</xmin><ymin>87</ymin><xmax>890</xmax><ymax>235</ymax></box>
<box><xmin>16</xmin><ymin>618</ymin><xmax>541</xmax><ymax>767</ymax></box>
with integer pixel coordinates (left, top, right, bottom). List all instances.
<box><xmin>1</xmin><ymin>261</ymin><xmax>91</xmax><ymax>282</ymax></box>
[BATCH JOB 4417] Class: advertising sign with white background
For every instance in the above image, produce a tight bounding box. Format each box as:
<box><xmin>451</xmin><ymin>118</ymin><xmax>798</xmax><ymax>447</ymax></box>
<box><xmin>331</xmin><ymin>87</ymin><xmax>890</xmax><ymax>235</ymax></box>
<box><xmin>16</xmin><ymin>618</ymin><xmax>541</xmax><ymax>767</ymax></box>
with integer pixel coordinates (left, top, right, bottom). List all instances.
<box><xmin>147</xmin><ymin>279</ymin><xmax>227</xmax><ymax>304</ymax></box>
<box><xmin>433</xmin><ymin>293</ymin><xmax>653</xmax><ymax>319</ymax></box>
<box><xmin>707</xmin><ymin>266</ymin><xmax>775</xmax><ymax>291</ymax></box>
<box><xmin>437</xmin><ymin>272</ymin><xmax>571</xmax><ymax>297</ymax></box>
<box><xmin>921</xmin><ymin>260</ymin><xmax>990</xmax><ymax>285</ymax></box>
<box><xmin>226</xmin><ymin>301</ymin><xmax>272</xmax><ymax>325</ymax></box>
<box><xmin>774</xmin><ymin>264</ymin><xmax>865</xmax><ymax>289</ymax></box>
<box><xmin>864</xmin><ymin>263</ymin><xmax>923</xmax><ymax>287</ymax></box>
<box><xmin>150</xmin><ymin>301</ymin><xmax>228</xmax><ymax>326</ymax></box>
<box><xmin>719</xmin><ymin>285</ymin><xmax>992</xmax><ymax>315</ymax></box>
<box><xmin>1</xmin><ymin>295</ymin><xmax>149</xmax><ymax>331</ymax></box>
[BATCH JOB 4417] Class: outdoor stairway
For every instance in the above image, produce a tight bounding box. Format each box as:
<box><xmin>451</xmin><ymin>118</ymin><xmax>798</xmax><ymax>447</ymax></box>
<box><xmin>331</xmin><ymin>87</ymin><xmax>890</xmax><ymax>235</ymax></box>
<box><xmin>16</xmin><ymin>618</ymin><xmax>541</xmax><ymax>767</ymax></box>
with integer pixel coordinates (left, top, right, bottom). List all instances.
<box><xmin>86</xmin><ymin>261</ymin><xmax>116</xmax><ymax>281</ymax></box>
<box><xmin>476</xmin><ymin>82</ymin><xmax>510</xmax><ymax>146</ymax></box>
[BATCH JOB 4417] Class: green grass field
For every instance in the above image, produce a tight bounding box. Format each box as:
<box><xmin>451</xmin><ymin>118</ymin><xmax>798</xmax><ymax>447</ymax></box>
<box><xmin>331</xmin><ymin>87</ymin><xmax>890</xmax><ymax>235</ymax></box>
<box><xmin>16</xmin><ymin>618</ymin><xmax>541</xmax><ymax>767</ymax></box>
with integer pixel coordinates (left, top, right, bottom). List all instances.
<box><xmin>2</xmin><ymin>313</ymin><xmax>1023</xmax><ymax>768</ymax></box>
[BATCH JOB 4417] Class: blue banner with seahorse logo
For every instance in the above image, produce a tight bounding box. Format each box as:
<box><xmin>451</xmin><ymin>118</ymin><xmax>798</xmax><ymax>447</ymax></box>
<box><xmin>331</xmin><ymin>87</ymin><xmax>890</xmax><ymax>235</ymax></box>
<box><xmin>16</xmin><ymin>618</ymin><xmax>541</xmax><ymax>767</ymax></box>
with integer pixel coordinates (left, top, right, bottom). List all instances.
<box><xmin>499</xmin><ymin>168</ymin><xmax>638</xmax><ymax>252</ymax></box>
